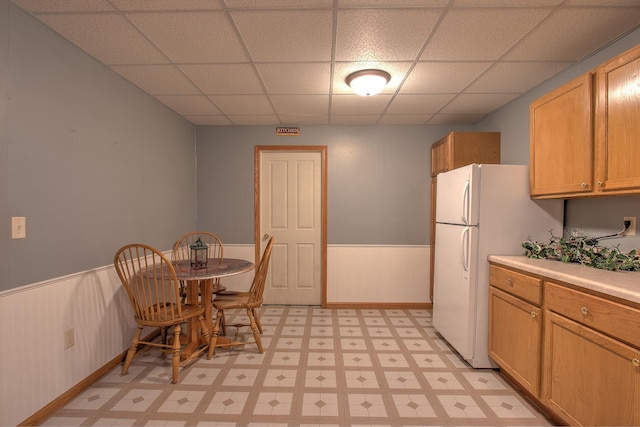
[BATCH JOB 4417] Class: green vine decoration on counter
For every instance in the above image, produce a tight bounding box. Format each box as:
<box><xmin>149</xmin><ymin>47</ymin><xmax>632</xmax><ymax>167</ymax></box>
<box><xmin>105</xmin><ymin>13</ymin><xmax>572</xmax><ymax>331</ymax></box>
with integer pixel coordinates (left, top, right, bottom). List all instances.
<box><xmin>523</xmin><ymin>232</ymin><xmax>640</xmax><ymax>272</ymax></box>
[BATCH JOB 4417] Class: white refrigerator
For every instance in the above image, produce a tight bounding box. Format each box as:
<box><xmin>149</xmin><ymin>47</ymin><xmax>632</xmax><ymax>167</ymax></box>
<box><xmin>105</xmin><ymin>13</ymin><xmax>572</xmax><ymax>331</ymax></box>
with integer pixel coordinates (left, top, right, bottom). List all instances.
<box><xmin>432</xmin><ymin>164</ymin><xmax>563</xmax><ymax>368</ymax></box>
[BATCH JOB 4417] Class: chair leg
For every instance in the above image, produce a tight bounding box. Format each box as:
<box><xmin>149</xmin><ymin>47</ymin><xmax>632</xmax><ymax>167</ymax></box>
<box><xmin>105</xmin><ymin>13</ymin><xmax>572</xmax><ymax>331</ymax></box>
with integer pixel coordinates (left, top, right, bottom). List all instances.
<box><xmin>208</xmin><ymin>310</ymin><xmax>223</xmax><ymax>359</ymax></box>
<box><xmin>247</xmin><ymin>308</ymin><xmax>263</xmax><ymax>353</ymax></box>
<box><xmin>122</xmin><ymin>327</ymin><xmax>143</xmax><ymax>376</ymax></box>
<box><xmin>251</xmin><ymin>308</ymin><xmax>263</xmax><ymax>334</ymax></box>
<box><xmin>171</xmin><ymin>324</ymin><xmax>181</xmax><ymax>384</ymax></box>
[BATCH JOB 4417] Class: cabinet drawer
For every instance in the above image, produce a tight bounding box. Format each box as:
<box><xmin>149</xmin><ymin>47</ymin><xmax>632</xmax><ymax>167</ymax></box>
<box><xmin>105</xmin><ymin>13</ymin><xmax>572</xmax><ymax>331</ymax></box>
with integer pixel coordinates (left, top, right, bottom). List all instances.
<box><xmin>545</xmin><ymin>282</ymin><xmax>640</xmax><ymax>348</ymax></box>
<box><xmin>489</xmin><ymin>264</ymin><xmax>542</xmax><ymax>306</ymax></box>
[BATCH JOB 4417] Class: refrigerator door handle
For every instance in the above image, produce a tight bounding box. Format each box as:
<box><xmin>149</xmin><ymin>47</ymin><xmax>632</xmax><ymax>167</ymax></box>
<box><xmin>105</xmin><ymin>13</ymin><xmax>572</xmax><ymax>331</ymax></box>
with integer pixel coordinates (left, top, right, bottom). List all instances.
<box><xmin>462</xmin><ymin>180</ymin><xmax>470</xmax><ymax>225</ymax></box>
<box><xmin>460</xmin><ymin>226</ymin><xmax>470</xmax><ymax>271</ymax></box>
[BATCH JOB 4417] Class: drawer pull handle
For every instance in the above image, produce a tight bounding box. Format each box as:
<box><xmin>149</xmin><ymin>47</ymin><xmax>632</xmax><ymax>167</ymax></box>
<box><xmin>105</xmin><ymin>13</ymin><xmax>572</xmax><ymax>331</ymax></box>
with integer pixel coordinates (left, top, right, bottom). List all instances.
<box><xmin>633</xmin><ymin>358</ymin><xmax>640</xmax><ymax>367</ymax></box>
<box><xmin>531</xmin><ymin>312</ymin><xmax>537</xmax><ymax>318</ymax></box>
<box><xmin>506</xmin><ymin>278</ymin><xmax>513</xmax><ymax>286</ymax></box>
<box><xmin>581</xmin><ymin>306</ymin><xmax>588</xmax><ymax>316</ymax></box>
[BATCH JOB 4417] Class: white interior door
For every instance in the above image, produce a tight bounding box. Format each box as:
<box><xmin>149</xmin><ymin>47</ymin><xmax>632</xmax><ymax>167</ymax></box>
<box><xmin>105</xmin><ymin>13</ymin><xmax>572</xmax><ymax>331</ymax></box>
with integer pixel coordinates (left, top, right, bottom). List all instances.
<box><xmin>259</xmin><ymin>150</ymin><xmax>323</xmax><ymax>305</ymax></box>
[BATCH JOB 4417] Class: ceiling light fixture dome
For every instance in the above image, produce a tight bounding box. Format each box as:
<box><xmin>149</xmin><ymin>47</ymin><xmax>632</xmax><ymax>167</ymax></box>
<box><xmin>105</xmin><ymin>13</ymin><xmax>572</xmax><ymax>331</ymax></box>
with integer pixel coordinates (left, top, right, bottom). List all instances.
<box><xmin>346</xmin><ymin>69</ymin><xmax>391</xmax><ymax>96</ymax></box>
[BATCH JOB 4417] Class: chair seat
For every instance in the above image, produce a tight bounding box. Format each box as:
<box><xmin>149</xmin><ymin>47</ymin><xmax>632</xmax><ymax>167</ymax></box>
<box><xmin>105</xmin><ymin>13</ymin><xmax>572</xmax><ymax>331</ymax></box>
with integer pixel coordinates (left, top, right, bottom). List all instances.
<box><xmin>213</xmin><ymin>297</ymin><xmax>251</xmax><ymax>311</ymax></box>
<box><xmin>215</xmin><ymin>290</ymin><xmax>249</xmax><ymax>297</ymax></box>
<box><xmin>136</xmin><ymin>303</ymin><xmax>204</xmax><ymax>328</ymax></box>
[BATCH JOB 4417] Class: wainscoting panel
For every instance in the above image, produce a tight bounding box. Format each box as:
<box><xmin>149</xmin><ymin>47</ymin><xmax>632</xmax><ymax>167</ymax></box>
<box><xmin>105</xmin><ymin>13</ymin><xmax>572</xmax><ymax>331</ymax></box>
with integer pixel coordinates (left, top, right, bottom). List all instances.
<box><xmin>327</xmin><ymin>245</ymin><xmax>430</xmax><ymax>304</ymax></box>
<box><xmin>0</xmin><ymin>265</ymin><xmax>133</xmax><ymax>426</ymax></box>
<box><xmin>0</xmin><ymin>244</ymin><xmax>430</xmax><ymax>425</ymax></box>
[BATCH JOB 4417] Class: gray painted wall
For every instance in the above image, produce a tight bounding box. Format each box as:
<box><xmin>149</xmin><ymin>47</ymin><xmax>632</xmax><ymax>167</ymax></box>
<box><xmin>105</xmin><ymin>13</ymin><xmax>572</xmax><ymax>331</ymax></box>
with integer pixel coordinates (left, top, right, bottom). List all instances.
<box><xmin>1</xmin><ymin>2</ymin><xmax>197</xmax><ymax>290</ymax></box>
<box><xmin>0</xmin><ymin>3</ymin><xmax>9</xmax><ymax>291</ymax></box>
<box><xmin>476</xmin><ymin>27</ymin><xmax>640</xmax><ymax>252</ymax></box>
<box><xmin>196</xmin><ymin>125</ymin><xmax>477</xmax><ymax>245</ymax></box>
<box><xmin>3</xmin><ymin>0</ymin><xmax>639</xmax><ymax>292</ymax></box>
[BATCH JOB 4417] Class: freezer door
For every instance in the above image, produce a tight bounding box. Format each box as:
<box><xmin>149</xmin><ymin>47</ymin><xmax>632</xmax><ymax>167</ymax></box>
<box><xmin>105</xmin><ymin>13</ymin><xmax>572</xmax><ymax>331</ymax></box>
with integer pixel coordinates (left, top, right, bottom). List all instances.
<box><xmin>432</xmin><ymin>222</ymin><xmax>479</xmax><ymax>361</ymax></box>
<box><xmin>436</xmin><ymin>164</ymin><xmax>480</xmax><ymax>226</ymax></box>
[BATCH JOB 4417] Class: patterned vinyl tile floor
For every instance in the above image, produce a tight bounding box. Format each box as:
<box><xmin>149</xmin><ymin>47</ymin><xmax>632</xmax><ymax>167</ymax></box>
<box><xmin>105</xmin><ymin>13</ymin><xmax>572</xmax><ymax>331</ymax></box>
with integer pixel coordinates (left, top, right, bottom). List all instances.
<box><xmin>41</xmin><ymin>307</ymin><xmax>555</xmax><ymax>426</ymax></box>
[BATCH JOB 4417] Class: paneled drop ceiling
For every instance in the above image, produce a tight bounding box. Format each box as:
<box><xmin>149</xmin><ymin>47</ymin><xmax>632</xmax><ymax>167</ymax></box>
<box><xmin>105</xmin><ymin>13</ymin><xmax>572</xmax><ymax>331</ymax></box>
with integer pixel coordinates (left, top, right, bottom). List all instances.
<box><xmin>10</xmin><ymin>0</ymin><xmax>640</xmax><ymax>126</ymax></box>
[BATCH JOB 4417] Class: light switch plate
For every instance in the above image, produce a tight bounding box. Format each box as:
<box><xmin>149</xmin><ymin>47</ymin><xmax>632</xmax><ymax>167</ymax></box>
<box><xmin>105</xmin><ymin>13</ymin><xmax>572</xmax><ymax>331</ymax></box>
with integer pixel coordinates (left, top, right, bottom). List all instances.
<box><xmin>12</xmin><ymin>217</ymin><xmax>26</xmax><ymax>239</ymax></box>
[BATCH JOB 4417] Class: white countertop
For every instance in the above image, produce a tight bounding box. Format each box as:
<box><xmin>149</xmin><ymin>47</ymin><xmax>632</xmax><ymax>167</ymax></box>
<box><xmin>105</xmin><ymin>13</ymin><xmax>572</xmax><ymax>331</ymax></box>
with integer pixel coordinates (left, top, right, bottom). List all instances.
<box><xmin>487</xmin><ymin>255</ymin><xmax>640</xmax><ymax>305</ymax></box>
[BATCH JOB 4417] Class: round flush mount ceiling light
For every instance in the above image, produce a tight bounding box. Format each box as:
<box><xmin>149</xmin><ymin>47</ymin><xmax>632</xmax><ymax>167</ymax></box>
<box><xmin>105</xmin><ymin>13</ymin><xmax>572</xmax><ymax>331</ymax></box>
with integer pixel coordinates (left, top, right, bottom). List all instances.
<box><xmin>345</xmin><ymin>69</ymin><xmax>391</xmax><ymax>96</ymax></box>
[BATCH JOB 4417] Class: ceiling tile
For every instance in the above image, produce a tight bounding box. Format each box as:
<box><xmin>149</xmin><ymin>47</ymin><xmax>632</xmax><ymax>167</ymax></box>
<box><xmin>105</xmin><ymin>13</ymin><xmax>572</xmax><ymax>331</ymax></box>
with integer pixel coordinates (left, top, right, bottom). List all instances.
<box><xmin>331</xmin><ymin>94</ymin><xmax>392</xmax><ymax>114</ymax></box>
<box><xmin>427</xmin><ymin>114</ymin><xmax>484</xmax><ymax>125</ymax></box>
<box><xmin>13</xmin><ymin>0</ymin><xmax>640</xmax><ymax>126</ymax></box>
<box><xmin>421</xmin><ymin>8</ymin><xmax>552</xmax><ymax>61</ymax></box>
<box><xmin>400</xmin><ymin>62</ymin><xmax>492</xmax><ymax>93</ymax></box>
<box><xmin>127</xmin><ymin>12</ymin><xmax>249</xmax><ymax>63</ymax></box>
<box><xmin>10</xmin><ymin>0</ymin><xmax>115</xmax><ymax>12</ymax></box>
<box><xmin>452</xmin><ymin>0</ymin><xmax>563</xmax><ymax>6</ymax></box>
<box><xmin>278</xmin><ymin>114</ymin><xmax>329</xmax><ymax>125</ymax></box>
<box><xmin>465</xmin><ymin>61</ymin><xmax>570</xmax><ymax>93</ymax></box>
<box><xmin>156</xmin><ymin>95</ymin><xmax>221</xmax><ymax>115</ymax></box>
<box><xmin>440</xmin><ymin>93</ymin><xmax>519</xmax><ymax>114</ymax></box>
<box><xmin>226</xmin><ymin>0</ymin><xmax>332</xmax><ymax>8</ymax></box>
<box><xmin>378</xmin><ymin>114</ymin><xmax>432</xmax><ymax>125</ymax></box>
<box><xmin>271</xmin><ymin>95</ymin><xmax>330</xmax><ymax>116</ymax></box>
<box><xmin>111</xmin><ymin>65</ymin><xmax>201</xmax><ymax>95</ymax></box>
<box><xmin>228</xmin><ymin>115</ymin><xmax>281</xmax><ymax>125</ymax></box>
<box><xmin>179</xmin><ymin>64</ymin><xmax>264</xmax><ymax>94</ymax></box>
<box><xmin>256</xmin><ymin>63</ymin><xmax>331</xmax><ymax>94</ymax></box>
<box><xmin>386</xmin><ymin>94</ymin><xmax>456</xmax><ymax>114</ymax></box>
<box><xmin>504</xmin><ymin>7</ymin><xmax>640</xmax><ymax>61</ymax></box>
<box><xmin>335</xmin><ymin>9</ymin><xmax>441</xmax><ymax>61</ymax></box>
<box><xmin>112</xmin><ymin>0</ymin><xmax>225</xmax><ymax>10</ymax></box>
<box><xmin>330</xmin><ymin>115</ymin><xmax>382</xmax><ymax>125</ymax></box>
<box><xmin>208</xmin><ymin>95</ymin><xmax>274</xmax><ymax>115</ymax></box>
<box><xmin>37</xmin><ymin>13</ymin><xmax>169</xmax><ymax>65</ymax></box>
<box><xmin>340</xmin><ymin>0</ymin><xmax>449</xmax><ymax>7</ymax></box>
<box><xmin>230</xmin><ymin>10</ymin><xmax>334</xmax><ymax>62</ymax></box>
<box><xmin>563</xmin><ymin>0</ymin><xmax>640</xmax><ymax>5</ymax></box>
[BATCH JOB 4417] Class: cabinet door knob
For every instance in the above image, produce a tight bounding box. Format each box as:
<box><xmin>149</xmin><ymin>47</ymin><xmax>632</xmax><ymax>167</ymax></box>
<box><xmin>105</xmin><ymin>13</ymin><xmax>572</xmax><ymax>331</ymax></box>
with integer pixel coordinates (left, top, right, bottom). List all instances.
<box><xmin>581</xmin><ymin>306</ymin><xmax>589</xmax><ymax>316</ymax></box>
<box><xmin>506</xmin><ymin>278</ymin><xmax>513</xmax><ymax>286</ymax></box>
<box><xmin>581</xmin><ymin>182</ymin><xmax>588</xmax><ymax>189</ymax></box>
<box><xmin>531</xmin><ymin>311</ymin><xmax>537</xmax><ymax>318</ymax></box>
<box><xmin>633</xmin><ymin>358</ymin><xmax>640</xmax><ymax>367</ymax></box>
<box><xmin>597</xmin><ymin>180</ymin><xmax>603</xmax><ymax>187</ymax></box>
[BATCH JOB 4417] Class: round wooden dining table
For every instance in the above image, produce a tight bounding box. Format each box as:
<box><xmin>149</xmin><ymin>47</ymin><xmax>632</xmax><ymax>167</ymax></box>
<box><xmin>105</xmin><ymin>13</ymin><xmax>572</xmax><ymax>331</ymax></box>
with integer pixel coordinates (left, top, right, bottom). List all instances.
<box><xmin>172</xmin><ymin>258</ymin><xmax>255</xmax><ymax>359</ymax></box>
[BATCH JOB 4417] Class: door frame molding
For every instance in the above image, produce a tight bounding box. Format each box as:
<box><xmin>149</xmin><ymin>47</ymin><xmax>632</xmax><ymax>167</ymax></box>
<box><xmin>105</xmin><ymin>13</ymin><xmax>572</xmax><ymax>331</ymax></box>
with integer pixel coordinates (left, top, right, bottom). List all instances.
<box><xmin>254</xmin><ymin>145</ymin><xmax>328</xmax><ymax>307</ymax></box>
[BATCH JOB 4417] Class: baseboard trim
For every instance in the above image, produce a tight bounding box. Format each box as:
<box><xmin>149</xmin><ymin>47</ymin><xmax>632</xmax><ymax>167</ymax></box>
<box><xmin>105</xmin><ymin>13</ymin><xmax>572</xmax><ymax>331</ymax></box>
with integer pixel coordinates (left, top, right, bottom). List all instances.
<box><xmin>324</xmin><ymin>302</ymin><xmax>432</xmax><ymax>309</ymax></box>
<box><xmin>19</xmin><ymin>352</ymin><xmax>125</xmax><ymax>426</ymax></box>
<box><xmin>19</xmin><ymin>329</ymin><xmax>162</xmax><ymax>427</ymax></box>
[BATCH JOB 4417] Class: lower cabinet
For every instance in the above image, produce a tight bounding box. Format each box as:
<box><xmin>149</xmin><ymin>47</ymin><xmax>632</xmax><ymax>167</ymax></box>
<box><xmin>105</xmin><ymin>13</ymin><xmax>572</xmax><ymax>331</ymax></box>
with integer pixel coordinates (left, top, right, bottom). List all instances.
<box><xmin>488</xmin><ymin>262</ymin><xmax>640</xmax><ymax>426</ymax></box>
<box><xmin>489</xmin><ymin>286</ymin><xmax>542</xmax><ymax>396</ymax></box>
<box><xmin>543</xmin><ymin>310</ymin><xmax>640</xmax><ymax>426</ymax></box>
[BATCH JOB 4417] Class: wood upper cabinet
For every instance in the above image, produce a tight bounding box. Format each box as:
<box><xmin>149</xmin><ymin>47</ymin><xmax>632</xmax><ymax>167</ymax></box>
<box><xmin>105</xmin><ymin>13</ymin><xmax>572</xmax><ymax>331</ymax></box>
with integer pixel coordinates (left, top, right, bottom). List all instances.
<box><xmin>595</xmin><ymin>43</ymin><xmax>640</xmax><ymax>193</ymax></box>
<box><xmin>431</xmin><ymin>132</ymin><xmax>500</xmax><ymax>177</ymax></box>
<box><xmin>530</xmin><ymin>72</ymin><xmax>594</xmax><ymax>198</ymax></box>
<box><xmin>530</xmin><ymin>42</ymin><xmax>640</xmax><ymax>198</ymax></box>
<box><xmin>488</xmin><ymin>265</ymin><xmax>543</xmax><ymax>397</ymax></box>
<box><xmin>429</xmin><ymin>132</ymin><xmax>500</xmax><ymax>301</ymax></box>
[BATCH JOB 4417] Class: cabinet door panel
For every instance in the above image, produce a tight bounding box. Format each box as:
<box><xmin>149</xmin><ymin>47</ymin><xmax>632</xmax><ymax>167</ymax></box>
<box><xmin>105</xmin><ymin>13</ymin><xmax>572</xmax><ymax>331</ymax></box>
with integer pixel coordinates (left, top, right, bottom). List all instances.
<box><xmin>596</xmin><ymin>44</ymin><xmax>640</xmax><ymax>193</ymax></box>
<box><xmin>543</xmin><ymin>311</ymin><xmax>640</xmax><ymax>426</ymax></box>
<box><xmin>489</xmin><ymin>287</ymin><xmax>542</xmax><ymax>396</ymax></box>
<box><xmin>530</xmin><ymin>73</ymin><xmax>594</xmax><ymax>198</ymax></box>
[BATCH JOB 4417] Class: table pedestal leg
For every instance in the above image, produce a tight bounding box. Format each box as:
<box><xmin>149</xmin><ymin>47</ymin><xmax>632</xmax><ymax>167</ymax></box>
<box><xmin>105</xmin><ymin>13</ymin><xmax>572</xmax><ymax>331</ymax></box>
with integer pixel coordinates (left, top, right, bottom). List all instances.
<box><xmin>182</xmin><ymin>279</ymin><xmax>203</xmax><ymax>360</ymax></box>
